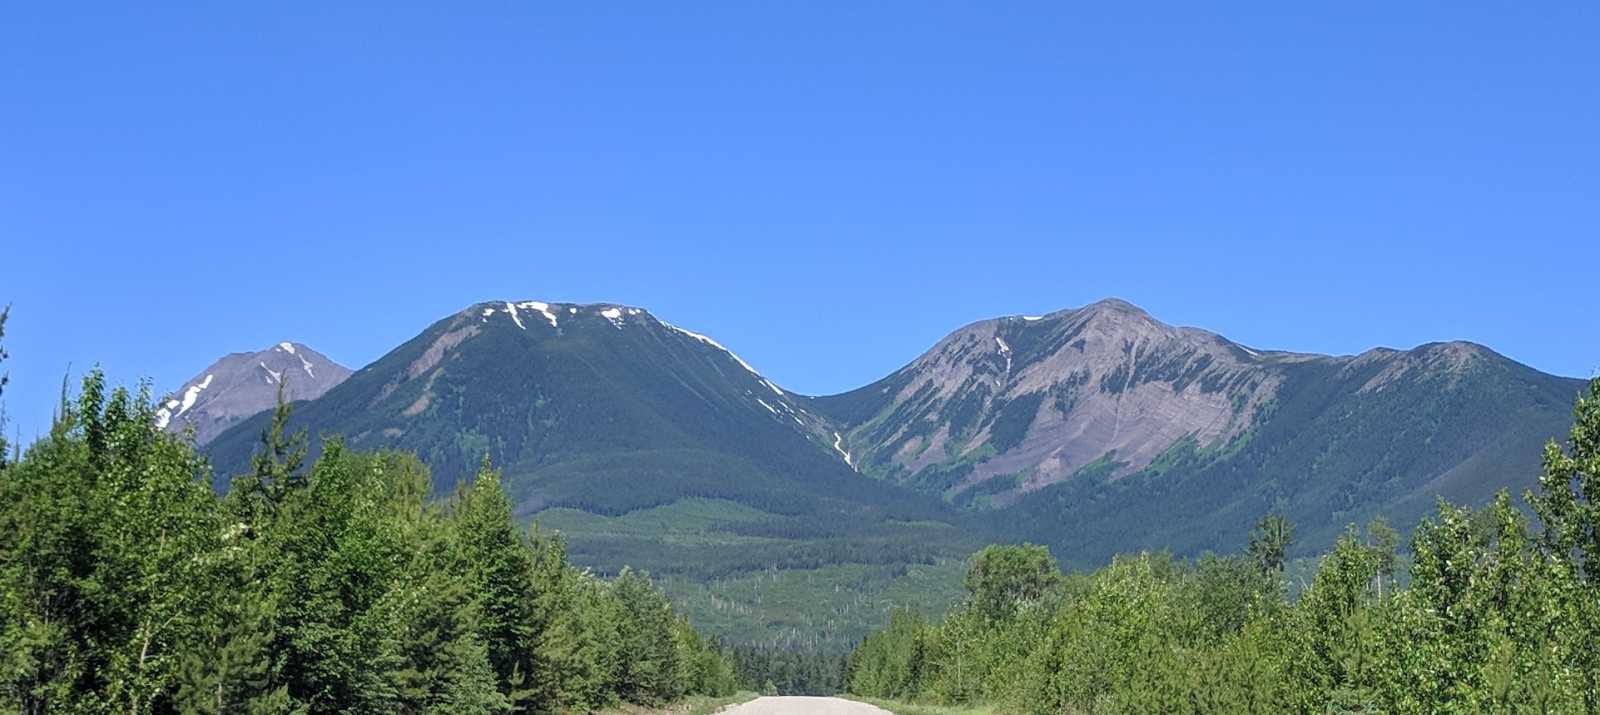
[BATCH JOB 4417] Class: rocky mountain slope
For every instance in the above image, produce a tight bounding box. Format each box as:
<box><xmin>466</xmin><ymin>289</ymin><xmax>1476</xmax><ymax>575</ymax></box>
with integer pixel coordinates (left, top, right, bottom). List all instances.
<box><xmin>811</xmin><ymin>299</ymin><xmax>1278</xmax><ymax>506</ymax></box>
<box><xmin>157</xmin><ymin>341</ymin><xmax>351</xmax><ymax>444</ymax></box>
<box><xmin>809</xmin><ymin>298</ymin><xmax>1585</xmax><ymax>560</ymax></box>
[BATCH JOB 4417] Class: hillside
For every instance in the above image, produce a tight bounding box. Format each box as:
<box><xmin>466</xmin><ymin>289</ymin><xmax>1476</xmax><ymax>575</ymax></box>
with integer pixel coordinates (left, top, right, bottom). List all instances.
<box><xmin>203</xmin><ymin>301</ymin><xmax>986</xmax><ymax>648</ymax></box>
<box><xmin>809</xmin><ymin>299</ymin><xmax>1584</xmax><ymax>564</ymax></box>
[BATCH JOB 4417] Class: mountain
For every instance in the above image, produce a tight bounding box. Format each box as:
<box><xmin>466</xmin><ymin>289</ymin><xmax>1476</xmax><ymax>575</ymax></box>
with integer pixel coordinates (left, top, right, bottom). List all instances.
<box><xmin>203</xmin><ymin>301</ymin><xmax>984</xmax><ymax>647</ymax></box>
<box><xmin>208</xmin><ymin>302</ymin><xmax>874</xmax><ymax>507</ymax></box>
<box><xmin>195</xmin><ymin>296</ymin><xmax>1584</xmax><ymax>645</ymax></box>
<box><xmin>157</xmin><ymin>341</ymin><xmax>352</xmax><ymax>445</ymax></box>
<box><xmin>810</xmin><ymin>298</ymin><xmax>1585</xmax><ymax>563</ymax></box>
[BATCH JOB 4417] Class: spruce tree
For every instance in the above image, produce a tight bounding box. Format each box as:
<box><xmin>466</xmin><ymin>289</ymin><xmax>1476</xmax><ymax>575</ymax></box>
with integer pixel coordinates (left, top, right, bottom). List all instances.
<box><xmin>1248</xmin><ymin>514</ymin><xmax>1294</xmax><ymax>575</ymax></box>
<box><xmin>453</xmin><ymin>458</ymin><xmax>540</xmax><ymax>710</ymax></box>
<box><xmin>0</xmin><ymin>304</ymin><xmax>10</xmax><ymax>466</ymax></box>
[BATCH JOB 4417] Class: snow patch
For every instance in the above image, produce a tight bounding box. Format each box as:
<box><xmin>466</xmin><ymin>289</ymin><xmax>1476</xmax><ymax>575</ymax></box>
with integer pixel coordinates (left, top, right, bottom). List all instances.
<box><xmin>994</xmin><ymin>336</ymin><xmax>1011</xmax><ymax>353</ymax></box>
<box><xmin>278</xmin><ymin>342</ymin><xmax>296</xmax><ymax>355</ymax></box>
<box><xmin>504</xmin><ymin>302</ymin><xmax>526</xmax><ymax>330</ymax></box>
<box><xmin>600</xmin><ymin>307</ymin><xmax>625</xmax><ymax>328</ymax></box>
<box><xmin>1022</xmin><ymin>316</ymin><xmax>1043</xmax><ymax>321</ymax></box>
<box><xmin>259</xmin><ymin>362</ymin><xmax>282</xmax><ymax>384</ymax></box>
<box><xmin>177</xmin><ymin>374</ymin><xmax>214</xmax><ymax>416</ymax></box>
<box><xmin>299</xmin><ymin>355</ymin><xmax>316</xmax><ymax>378</ymax></box>
<box><xmin>662</xmin><ymin>321</ymin><xmax>783</xmax><ymax>395</ymax></box>
<box><xmin>517</xmin><ymin>301</ymin><xmax>559</xmax><ymax>328</ymax></box>
<box><xmin>756</xmin><ymin>398</ymin><xmax>779</xmax><ymax>415</ymax></box>
<box><xmin>833</xmin><ymin>432</ymin><xmax>856</xmax><ymax>470</ymax></box>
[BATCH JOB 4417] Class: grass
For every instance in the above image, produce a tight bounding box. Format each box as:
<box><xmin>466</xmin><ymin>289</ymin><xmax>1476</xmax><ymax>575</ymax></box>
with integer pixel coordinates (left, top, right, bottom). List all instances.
<box><xmin>596</xmin><ymin>691</ymin><xmax>758</xmax><ymax>715</ymax></box>
<box><xmin>845</xmin><ymin>695</ymin><xmax>998</xmax><ymax>715</ymax></box>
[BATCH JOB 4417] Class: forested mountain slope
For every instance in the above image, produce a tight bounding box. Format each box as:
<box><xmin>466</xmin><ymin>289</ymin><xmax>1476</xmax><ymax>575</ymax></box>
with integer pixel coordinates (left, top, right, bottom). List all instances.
<box><xmin>203</xmin><ymin>301</ymin><xmax>986</xmax><ymax>648</ymax></box>
<box><xmin>810</xmin><ymin>298</ymin><xmax>1585</xmax><ymax>563</ymax></box>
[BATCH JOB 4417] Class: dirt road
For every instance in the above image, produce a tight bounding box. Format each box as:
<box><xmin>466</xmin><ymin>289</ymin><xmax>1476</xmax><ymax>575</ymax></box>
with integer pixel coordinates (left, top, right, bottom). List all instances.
<box><xmin>721</xmin><ymin>696</ymin><xmax>894</xmax><ymax>714</ymax></box>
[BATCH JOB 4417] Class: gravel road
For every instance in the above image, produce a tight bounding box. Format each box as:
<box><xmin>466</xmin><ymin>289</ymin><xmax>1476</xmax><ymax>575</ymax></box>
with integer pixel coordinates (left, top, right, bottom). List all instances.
<box><xmin>720</xmin><ymin>696</ymin><xmax>894</xmax><ymax>714</ymax></box>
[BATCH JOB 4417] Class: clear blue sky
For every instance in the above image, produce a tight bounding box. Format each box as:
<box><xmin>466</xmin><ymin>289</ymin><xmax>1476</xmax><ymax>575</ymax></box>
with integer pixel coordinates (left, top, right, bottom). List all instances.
<box><xmin>3</xmin><ymin>3</ymin><xmax>1597</xmax><ymax>441</ymax></box>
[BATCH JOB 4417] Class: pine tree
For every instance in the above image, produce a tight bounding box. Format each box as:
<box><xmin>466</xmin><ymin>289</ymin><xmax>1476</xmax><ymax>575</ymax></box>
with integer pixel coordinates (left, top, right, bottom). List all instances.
<box><xmin>175</xmin><ymin>592</ymin><xmax>292</xmax><ymax>715</ymax></box>
<box><xmin>611</xmin><ymin>568</ymin><xmax>683</xmax><ymax>705</ymax></box>
<box><xmin>238</xmin><ymin>382</ymin><xmax>309</xmax><ymax>514</ymax></box>
<box><xmin>0</xmin><ymin>304</ymin><xmax>10</xmax><ymax>467</ymax></box>
<box><xmin>1247</xmin><ymin>514</ymin><xmax>1294</xmax><ymax>575</ymax></box>
<box><xmin>453</xmin><ymin>458</ymin><xmax>541</xmax><ymax>710</ymax></box>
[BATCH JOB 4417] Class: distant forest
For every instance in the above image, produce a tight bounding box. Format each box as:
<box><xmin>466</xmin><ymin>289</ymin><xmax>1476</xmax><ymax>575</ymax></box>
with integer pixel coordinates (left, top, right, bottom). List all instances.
<box><xmin>847</xmin><ymin>378</ymin><xmax>1600</xmax><ymax>713</ymax></box>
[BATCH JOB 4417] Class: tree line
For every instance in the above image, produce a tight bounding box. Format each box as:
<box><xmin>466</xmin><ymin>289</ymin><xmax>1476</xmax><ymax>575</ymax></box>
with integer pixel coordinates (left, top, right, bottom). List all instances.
<box><xmin>725</xmin><ymin>645</ymin><xmax>846</xmax><ymax>697</ymax></box>
<box><xmin>849</xmin><ymin>377</ymin><xmax>1600</xmax><ymax>713</ymax></box>
<box><xmin>0</xmin><ymin>360</ymin><xmax>737</xmax><ymax>713</ymax></box>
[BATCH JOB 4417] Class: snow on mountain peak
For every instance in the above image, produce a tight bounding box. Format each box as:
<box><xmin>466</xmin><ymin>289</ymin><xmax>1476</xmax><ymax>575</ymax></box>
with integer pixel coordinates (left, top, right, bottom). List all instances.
<box><xmin>662</xmin><ymin>320</ymin><xmax>784</xmax><ymax>396</ymax></box>
<box><xmin>156</xmin><ymin>372</ymin><xmax>216</xmax><ymax>429</ymax></box>
<box><xmin>517</xmin><ymin>301</ymin><xmax>560</xmax><ymax>328</ymax></box>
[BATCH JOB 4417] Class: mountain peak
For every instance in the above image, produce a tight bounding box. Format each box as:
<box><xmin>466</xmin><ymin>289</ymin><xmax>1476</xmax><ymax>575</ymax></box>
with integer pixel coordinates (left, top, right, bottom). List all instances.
<box><xmin>157</xmin><ymin>341</ymin><xmax>353</xmax><ymax>444</ymax></box>
<box><xmin>467</xmin><ymin>300</ymin><xmax>657</xmax><ymax>331</ymax></box>
<box><xmin>1080</xmin><ymin>297</ymin><xmax>1146</xmax><ymax>314</ymax></box>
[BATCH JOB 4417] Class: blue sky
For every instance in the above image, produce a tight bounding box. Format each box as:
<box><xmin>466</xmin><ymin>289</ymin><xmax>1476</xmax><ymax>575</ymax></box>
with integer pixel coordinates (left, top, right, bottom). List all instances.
<box><xmin>3</xmin><ymin>3</ymin><xmax>1596</xmax><ymax>441</ymax></box>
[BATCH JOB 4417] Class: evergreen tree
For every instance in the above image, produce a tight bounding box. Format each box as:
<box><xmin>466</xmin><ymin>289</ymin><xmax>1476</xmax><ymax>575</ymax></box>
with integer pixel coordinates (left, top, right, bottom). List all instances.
<box><xmin>453</xmin><ymin>459</ymin><xmax>541</xmax><ymax>710</ymax></box>
<box><xmin>0</xmin><ymin>365</ymin><xmax>732</xmax><ymax>714</ymax></box>
<box><xmin>0</xmin><ymin>303</ymin><xmax>10</xmax><ymax>466</ymax></box>
<box><xmin>611</xmin><ymin>568</ymin><xmax>683</xmax><ymax>705</ymax></box>
<box><xmin>1247</xmin><ymin>513</ymin><xmax>1294</xmax><ymax>574</ymax></box>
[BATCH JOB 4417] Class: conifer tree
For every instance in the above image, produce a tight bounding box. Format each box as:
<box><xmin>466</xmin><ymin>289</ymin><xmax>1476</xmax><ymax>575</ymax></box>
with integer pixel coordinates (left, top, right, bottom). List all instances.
<box><xmin>454</xmin><ymin>458</ymin><xmax>540</xmax><ymax>710</ymax></box>
<box><xmin>0</xmin><ymin>304</ymin><xmax>10</xmax><ymax>466</ymax></box>
<box><xmin>1247</xmin><ymin>514</ymin><xmax>1294</xmax><ymax>575</ymax></box>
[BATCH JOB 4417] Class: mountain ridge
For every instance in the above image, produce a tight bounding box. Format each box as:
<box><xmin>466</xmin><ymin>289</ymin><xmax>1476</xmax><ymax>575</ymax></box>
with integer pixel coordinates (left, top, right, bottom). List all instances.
<box><xmin>187</xmin><ymin>296</ymin><xmax>1582</xmax><ymax>644</ymax></box>
<box><xmin>197</xmin><ymin>296</ymin><xmax>1583</xmax><ymax>537</ymax></box>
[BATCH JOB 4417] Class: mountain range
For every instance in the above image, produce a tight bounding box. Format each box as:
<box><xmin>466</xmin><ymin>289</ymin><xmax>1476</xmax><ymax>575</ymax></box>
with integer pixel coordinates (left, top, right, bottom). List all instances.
<box><xmin>165</xmin><ymin>298</ymin><xmax>1584</xmax><ymax>646</ymax></box>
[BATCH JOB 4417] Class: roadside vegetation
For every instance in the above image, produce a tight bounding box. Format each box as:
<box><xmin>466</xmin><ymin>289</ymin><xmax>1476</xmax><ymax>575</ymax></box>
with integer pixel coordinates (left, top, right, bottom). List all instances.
<box><xmin>848</xmin><ymin>377</ymin><xmax>1600</xmax><ymax>713</ymax></box>
<box><xmin>597</xmin><ymin>690</ymin><xmax>757</xmax><ymax>715</ymax></box>
<box><xmin>844</xmin><ymin>695</ymin><xmax>996</xmax><ymax>715</ymax></box>
<box><xmin>0</xmin><ymin>313</ymin><xmax>739</xmax><ymax>714</ymax></box>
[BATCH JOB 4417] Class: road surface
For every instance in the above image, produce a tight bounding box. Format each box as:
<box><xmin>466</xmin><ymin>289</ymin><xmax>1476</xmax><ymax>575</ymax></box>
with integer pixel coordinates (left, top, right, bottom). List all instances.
<box><xmin>722</xmin><ymin>696</ymin><xmax>894</xmax><ymax>715</ymax></box>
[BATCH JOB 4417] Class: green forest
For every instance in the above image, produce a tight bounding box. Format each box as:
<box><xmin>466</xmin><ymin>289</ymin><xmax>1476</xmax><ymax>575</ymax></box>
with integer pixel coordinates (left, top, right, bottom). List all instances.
<box><xmin>0</xmin><ymin>362</ymin><xmax>739</xmax><ymax>711</ymax></box>
<box><xmin>847</xmin><ymin>379</ymin><xmax>1600</xmax><ymax>713</ymax></box>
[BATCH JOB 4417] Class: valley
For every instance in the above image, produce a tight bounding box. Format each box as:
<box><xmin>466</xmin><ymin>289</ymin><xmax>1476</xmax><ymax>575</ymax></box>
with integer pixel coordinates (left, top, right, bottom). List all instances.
<box><xmin>155</xmin><ymin>298</ymin><xmax>1582</xmax><ymax>648</ymax></box>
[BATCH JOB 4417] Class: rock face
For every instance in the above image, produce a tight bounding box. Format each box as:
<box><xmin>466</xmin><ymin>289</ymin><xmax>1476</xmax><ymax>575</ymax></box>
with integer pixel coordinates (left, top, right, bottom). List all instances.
<box><xmin>157</xmin><ymin>342</ymin><xmax>352</xmax><ymax>445</ymax></box>
<box><xmin>813</xmin><ymin>299</ymin><xmax>1286</xmax><ymax>505</ymax></box>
